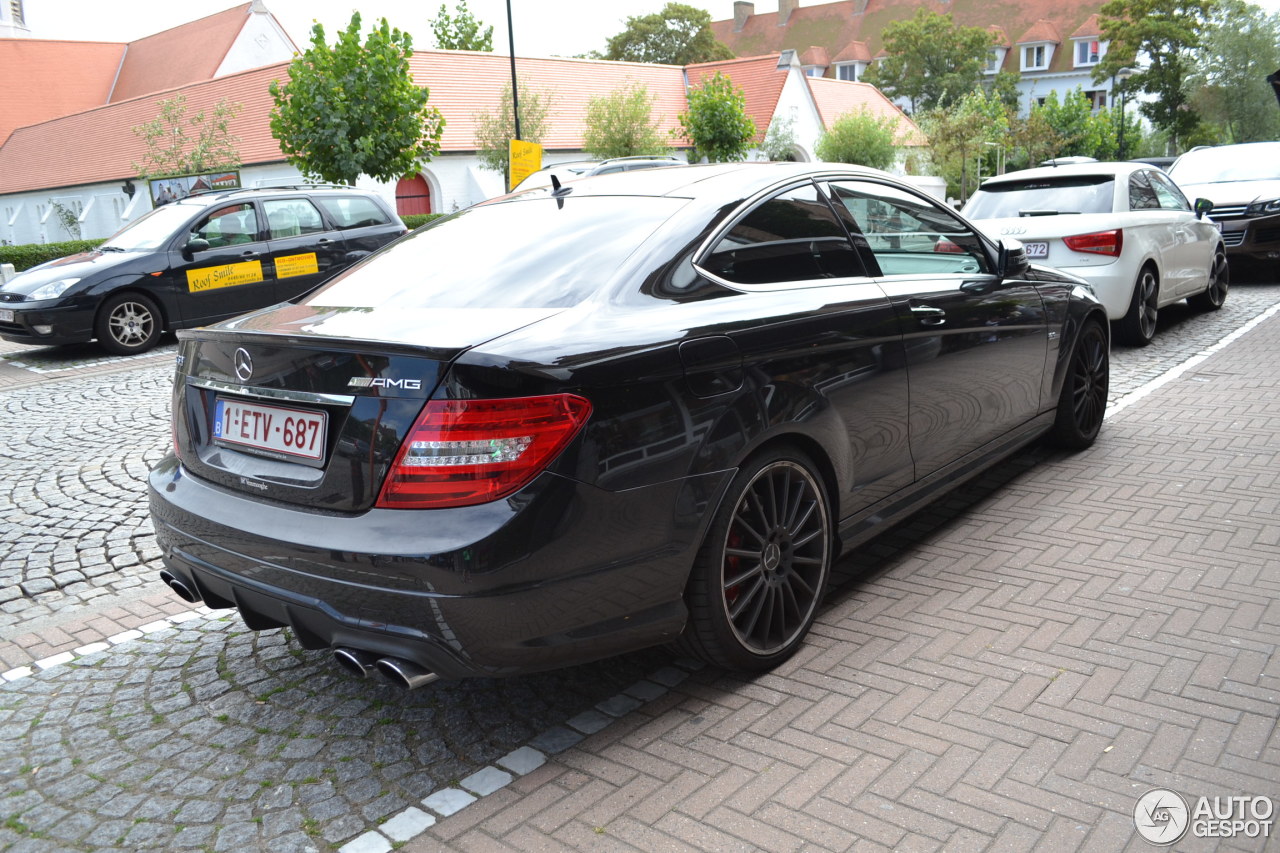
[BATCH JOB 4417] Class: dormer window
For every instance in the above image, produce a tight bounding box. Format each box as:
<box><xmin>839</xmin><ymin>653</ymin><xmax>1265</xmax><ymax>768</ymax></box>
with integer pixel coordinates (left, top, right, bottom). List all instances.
<box><xmin>1022</xmin><ymin>44</ymin><xmax>1051</xmax><ymax>71</ymax></box>
<box><xmin>834</xmin><ymin>62</ymin><xmax>864</xmax><ymax>81</ymax></box>
<box><xmin>985</xmin><ymin>48</ymin><xmax>1008</xmax><ymax>74</ymax></box>
<box><xmin>1074</xmin><ymin>39</ymin><xmax>1104</xmax><ymax>66</ymax></box>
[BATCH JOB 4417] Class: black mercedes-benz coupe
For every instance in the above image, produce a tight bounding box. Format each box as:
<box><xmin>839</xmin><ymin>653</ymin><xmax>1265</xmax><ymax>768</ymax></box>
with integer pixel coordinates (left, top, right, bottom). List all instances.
<box><xmin>148</xmin><ymin>163</ymin><xmax>1109</xmax><ymax>686</ymax></box>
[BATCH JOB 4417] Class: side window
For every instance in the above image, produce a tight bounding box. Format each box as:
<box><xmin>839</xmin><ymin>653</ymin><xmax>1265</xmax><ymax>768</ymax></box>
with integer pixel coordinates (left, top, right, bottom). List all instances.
<box><xmin>1129</xmin><ymin>171</ymin><xmax>1161</xmax><ymax>211</ymax></box>
<box><xmin>827</xmin><ymin>181</ymin><xmax>991</xmax><ymax>276</ymax></box>
<box><xmin>314</xmin><ymin>196</ymin><xmax>393</xmax><ymax>230</ymax></box>
<box><xmin>263</xmin><ymin>199</ymin><xmax>326</xmax><ymax>239</ymax></box>
<box><xmin>1148</xmin><ymin>171</ymin><xmax>1191</xmax><ymax>212</ymax></box>
<box><xmin>701</xmin><ymin>183</ymin><xmax>862</xmax><ymax>286</ymax></box>
<box><xmin>191</xmin><ymin>204</ymin><xmax>259</xmax><ymax>249</ymax></box>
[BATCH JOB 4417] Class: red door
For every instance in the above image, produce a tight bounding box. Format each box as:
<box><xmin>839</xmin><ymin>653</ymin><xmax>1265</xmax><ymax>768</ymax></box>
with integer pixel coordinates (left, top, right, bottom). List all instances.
<box><xmin>396</xmin><ymin>175</ymin><xmax>431</xmax><ymax>215</ymax></box>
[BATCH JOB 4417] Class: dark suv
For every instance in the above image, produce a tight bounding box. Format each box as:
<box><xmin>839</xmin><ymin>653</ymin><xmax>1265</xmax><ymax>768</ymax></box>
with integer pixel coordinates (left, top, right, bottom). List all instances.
<box><xmin>0</xmin><ymin>185</ymin><xmax>407</xmax><ymax>354</ymax></box>
<box><xmin>1168</xmin><ymin>142</ymin><xmax>1280</xmax><ymax>279</ymax></box>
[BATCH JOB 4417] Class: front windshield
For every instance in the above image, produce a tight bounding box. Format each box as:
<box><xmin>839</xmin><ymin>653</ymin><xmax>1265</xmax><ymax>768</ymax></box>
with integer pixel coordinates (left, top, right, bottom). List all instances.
<box><xmin>100</xmin><ymin>203</ymin><xmax>199</xmax><ymax>251</ymax></box>
<box><xmin>1170</xmin><ymin>144</ymin><xmax>1280</xmax><ymax>184</ymax></box>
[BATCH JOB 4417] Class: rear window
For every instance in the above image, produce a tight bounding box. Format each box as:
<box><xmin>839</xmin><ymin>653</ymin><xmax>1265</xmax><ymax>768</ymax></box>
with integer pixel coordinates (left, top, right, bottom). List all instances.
<box><xmin>964</xmin><ymin>175</ymin><xmax>1115</xmax><ymax>219</ymax></box>
<box><xmin>313</xmin><ymin>196</ymin><xmax>392</xmax><ymax>229</ymax></box>
<box><xmin>307</xmin><ymin>196</ymin><xmax>686</xmax><ymax>310</ymax></box>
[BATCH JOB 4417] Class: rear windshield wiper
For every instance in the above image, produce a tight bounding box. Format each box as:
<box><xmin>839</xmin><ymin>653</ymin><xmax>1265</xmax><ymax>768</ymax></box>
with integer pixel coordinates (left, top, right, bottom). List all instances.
<box><xmin>1018</xmin><ymin>209</ymin><xmax>1081</xmax><ymax>217</ymax></box>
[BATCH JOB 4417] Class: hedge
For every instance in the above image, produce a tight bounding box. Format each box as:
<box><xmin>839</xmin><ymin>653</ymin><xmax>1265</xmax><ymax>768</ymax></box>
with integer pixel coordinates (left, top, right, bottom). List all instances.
<box><xmin>401</xmin><ymin>213</ymin><xmax>447</xmax><ymax>230</ymax></box>
<box><xmin>1</xmin><ymin>239</ymin><xmax>106</xmax><ymax>272</ymax></box>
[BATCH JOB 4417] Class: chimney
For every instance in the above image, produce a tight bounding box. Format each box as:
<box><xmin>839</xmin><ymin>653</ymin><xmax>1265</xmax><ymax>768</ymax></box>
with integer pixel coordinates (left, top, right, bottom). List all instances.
<box><xmin>734</xmin><ymin>1</ymin><xmax>754</xmax><ymax>31</ymax></box>
<box><xmin>779</xmin><ymin>0</ymin><xmax>798</xmax><ymax>27</ymax></box>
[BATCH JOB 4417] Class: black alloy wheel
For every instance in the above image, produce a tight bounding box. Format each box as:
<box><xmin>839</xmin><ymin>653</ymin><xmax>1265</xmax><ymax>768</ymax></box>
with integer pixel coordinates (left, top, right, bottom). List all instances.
<box><xmin>95</xmin><ymin>292</ymin><xmax>161</xmax><ymax>355</ymax></box>
<box><xmin>1117</xmin><ymin>265</ymin><xmax>1159</xmax><ymax>346</ymax></box>
<box><xmin>1188</xmin><ymin>250</ymin><xmax>1229</xmax><ymax>312</ymax></box>
<box><xmin>1049</xmin><ymin>320</ymin><xmax>1109</xmax><ymax>449</ymax></box>
<box><xmin>678</xmin><ymin>448</ymin><xmax>832</xmax><ymax>671</ymax></box>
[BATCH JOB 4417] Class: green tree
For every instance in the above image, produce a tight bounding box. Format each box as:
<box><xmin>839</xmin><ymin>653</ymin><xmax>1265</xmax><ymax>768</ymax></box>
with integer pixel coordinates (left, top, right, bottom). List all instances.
<box><xmin>862</xmin><ymin>9</ymin><xmax>995</xmax><ymax>113</ymax></box>
<box><xmin>131</xmin><ymin>95</ymin><xmax>241</xmax><ymax>179</ymax></box>
<box><xmin>429</xmin><ymin>0</ymin><xmax>493</xmax><ymax>51</ymax></box>
<box><xmin>474</xmin><ymin>82</ymin><xmax>553</xmax><ymax>181</ymax></box>
<box><xmin>758</xmin><ymin>116</ymin><xmax>799</xmax><ymax>161</ymax></box>
<box><xmin>814</xmin><ymin>111</ymin><xmax>898</xmax><ymax>170</ymax></box>
<box><xmin>269</xmin><ymin>13</ymin><xmax>444</xmax><ymax>186</ymax></box>
<box><xmin>676</xmin><ymin>72</ymin><xmax>756</xmax><ymax>163</ymax></box>
<box><xmin>916</xmin><ymin>90</ymin><xmax>1009</xmax><ymax>201</ymax></box>
<box><xmin>604</xmin><ymin>3</ymin><xmax>734</xmax><ymax>65</ymax></box>
<box><xmin>1093</xmin><ymin>0</ymin><xmax>1214</xmax><ymax>150</ymax></box>
<box><xmin>583</xmin><ymin>83</ymin><xmax>669</xmax><ymax>159</ymax></box>
<box><xmin>1191</xmin><ymin>0</ymin><xmax>1280</xmax><ymax>143</ymax></box>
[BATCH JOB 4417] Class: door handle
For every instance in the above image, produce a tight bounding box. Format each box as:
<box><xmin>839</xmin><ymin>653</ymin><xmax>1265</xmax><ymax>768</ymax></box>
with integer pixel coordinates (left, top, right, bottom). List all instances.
<box><xmin>910</xmin><ymin>305</ymin><xmax>946</xmax><ymax>326</ymax></box>
<box><xmin>241</xmin><ymin>250</ymin><xmax>259</xmax><ymax>257</ymax></box>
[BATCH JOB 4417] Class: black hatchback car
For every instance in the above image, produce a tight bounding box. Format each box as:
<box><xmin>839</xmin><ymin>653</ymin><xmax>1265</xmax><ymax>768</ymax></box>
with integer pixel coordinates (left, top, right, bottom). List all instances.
<box><xmin>148</xmin><ymin>163</ymin><xmax>1109</xmax><ymax>686</ymax></box>
<box><xmin>0</xmin><ymin>185</ymin><xmax>406</xmax><ymax>354</ymax></box>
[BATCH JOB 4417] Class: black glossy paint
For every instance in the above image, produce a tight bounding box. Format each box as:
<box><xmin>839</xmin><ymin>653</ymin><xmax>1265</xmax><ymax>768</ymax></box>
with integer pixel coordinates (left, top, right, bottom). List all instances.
<box><xmin>149</xmin><ymin>163</ymin><xmax>1108</xmax><ymax>679</ymax></box>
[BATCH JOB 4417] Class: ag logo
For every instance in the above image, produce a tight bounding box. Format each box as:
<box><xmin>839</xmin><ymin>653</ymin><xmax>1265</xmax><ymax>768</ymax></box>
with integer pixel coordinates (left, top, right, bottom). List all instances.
<box><xmin>1134</xmin><ymin>789</ymin><xmax>1190</xmax><ymax>845</ymax></box>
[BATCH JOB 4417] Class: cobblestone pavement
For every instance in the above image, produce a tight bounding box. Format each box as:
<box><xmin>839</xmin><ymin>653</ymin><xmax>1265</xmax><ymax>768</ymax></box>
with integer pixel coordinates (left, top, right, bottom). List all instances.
<box><xmin>1</xmin><ymin>283</ymin><xmax>1278</xmax><ymax>852</ymax></box>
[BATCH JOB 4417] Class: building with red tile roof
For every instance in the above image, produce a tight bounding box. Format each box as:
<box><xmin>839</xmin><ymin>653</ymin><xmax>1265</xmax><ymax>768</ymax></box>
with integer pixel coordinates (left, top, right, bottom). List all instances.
<box><xmin>0</xmin><ymin>8</ymin><xmax>924</xmax><ymax>246</ymax></box>
<box><xmin>0</xmin><ymin>1</ymin><xmax>296</xmax><ymax>146</ymax></box>
<box><xmin>713</xmin><ymin>0</ymin><xmax>1120</xmax><ymax>115</ymax></box>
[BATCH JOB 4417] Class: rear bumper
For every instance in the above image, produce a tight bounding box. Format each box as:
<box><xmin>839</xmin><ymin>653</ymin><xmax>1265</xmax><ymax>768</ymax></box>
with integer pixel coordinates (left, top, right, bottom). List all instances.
<box><xmin>148</xmin><ymin>455</ymin><xmax>730</xmax><ymax>678</ymax></box>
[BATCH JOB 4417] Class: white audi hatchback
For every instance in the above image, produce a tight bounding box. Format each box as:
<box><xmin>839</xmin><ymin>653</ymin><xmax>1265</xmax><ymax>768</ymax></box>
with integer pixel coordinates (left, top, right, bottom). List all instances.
<box><xmin>963</xmin><ymin>162</ymin><xmax>1228</xmax><ymax>345</ymax></box>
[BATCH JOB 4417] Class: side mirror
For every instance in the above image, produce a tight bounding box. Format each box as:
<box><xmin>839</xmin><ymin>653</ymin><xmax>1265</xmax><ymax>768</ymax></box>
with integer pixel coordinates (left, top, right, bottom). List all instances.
<box><xmin>1194</xmin><ymin>198</ymin><xmax>1214</xmax><ymax>220</ymax></box>
<box><xmin>999</xmin><ymin>238</ymin><xmax>1030</xmax><ymax>279</ymax></box>
<box><xmin>183</xmin><ymin>238</ymin><xmax>210</xmax><ymax>259</ymax></box>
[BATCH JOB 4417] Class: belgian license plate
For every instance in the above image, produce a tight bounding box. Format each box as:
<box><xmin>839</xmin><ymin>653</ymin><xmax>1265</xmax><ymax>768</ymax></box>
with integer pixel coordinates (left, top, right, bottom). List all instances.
<box><xmin>213</xmin><ymin>397</ymin><xmax>327</xmax><ymax>461</ymax></box>
<box><xmin>1023</xmin><ymin>242</ymin><xmax>1049</xmax><ymax>259</ymax></box>
<box><xmin>0</xmin><ymin>309</ymin><xmax>13</xmax><ymax>323</ymax></box>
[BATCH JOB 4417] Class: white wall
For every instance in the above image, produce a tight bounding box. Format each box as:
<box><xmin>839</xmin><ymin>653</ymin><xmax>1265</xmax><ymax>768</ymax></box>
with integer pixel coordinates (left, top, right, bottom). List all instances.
<box><xmin>214</xmin><ymin>7</ymin><xmax>297</xmax><ymax>78</ymax></box>
<box><xmin>755</xmin><ymin>64</ymin><xmax>825</xmax><ymax>163</ymax></box>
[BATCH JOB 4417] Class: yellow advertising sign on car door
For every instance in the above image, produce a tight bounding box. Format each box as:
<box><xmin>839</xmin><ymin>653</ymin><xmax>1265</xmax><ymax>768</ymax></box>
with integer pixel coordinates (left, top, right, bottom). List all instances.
<box><xmin>275</xmin><ymin>253</ymin><xmax>320</xmax><ymax>279</ymax></box>
<box><xmin>186</xmin><ymin>261</ymin><xmax>265</xmax><ymax>293</ymax></box>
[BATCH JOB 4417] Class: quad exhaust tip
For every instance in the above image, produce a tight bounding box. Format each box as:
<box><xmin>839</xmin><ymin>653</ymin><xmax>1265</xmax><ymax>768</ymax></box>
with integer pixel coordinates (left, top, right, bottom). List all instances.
<box><xmin>159</xmin><ymin>570</ymin><xmax>200</xmax><ymax>604</ymax></box>
<box><xmin>333</xmin><ymin>647</ymin><xmax>378</xmax><ymax>678</ymax></box>
<box><xmin>374</xmin><ymin>656</ymin><xmax>439</xmax><ymax>690</ymax></box>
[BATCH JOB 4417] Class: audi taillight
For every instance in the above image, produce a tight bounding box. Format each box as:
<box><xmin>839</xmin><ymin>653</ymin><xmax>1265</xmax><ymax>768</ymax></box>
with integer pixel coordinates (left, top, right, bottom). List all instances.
<box><xmin>1063</xmin><ymin>230</ymin><xmax>1123</xmax><ymax>256</ymax></box>
<box><xmin>376</xmin><ymin>394</ymin><xmax>592</xmax><ymax>509</ymax></box>
<box><xmin>934</xmin><ymin>237</ymin><xmax>965</xmax><ymax>253</ymax></box>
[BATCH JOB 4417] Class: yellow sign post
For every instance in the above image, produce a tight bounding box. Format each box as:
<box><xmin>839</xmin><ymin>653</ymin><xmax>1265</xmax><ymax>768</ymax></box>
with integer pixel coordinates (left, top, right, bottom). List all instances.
<box><xmin>509</xmin><ymin>139</ymin><xmax>543</xmax><ymax>191</ymax></box>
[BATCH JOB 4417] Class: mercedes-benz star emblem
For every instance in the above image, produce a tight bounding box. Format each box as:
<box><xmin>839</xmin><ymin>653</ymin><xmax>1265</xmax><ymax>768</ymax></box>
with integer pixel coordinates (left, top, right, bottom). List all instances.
<box><xmin>233</xmin><ymin>348</ymin><xmax>254</xmax><ymax>382</ymax></box>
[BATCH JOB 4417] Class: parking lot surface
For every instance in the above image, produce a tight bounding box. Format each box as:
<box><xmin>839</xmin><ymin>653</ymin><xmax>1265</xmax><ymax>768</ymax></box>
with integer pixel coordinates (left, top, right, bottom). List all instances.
<box><xmin>2</xmin><ymin>283</ymin><xmax>1278</xmax><ymax>852</ymax></box>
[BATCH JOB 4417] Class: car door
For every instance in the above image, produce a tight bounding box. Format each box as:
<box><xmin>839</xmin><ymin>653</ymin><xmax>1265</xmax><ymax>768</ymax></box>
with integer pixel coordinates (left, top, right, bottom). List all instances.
<box><xmin>312</xmin><ymin>194</ymin><xmax>400</xmax><ymax>259</ymax></box>
<box><xmin>696</xmin><ymin>180</ymin><xmax>915</xmax><ymax>513</ymax></box>
<box><xmin>262</xmin><ymin>197</ymin><xmax>346</xmax><ymax>302</ymax></box>
<box><xmin>1148</xmin><ymin>169</ymin><xmax>1215</xmax><ymax>296</ymax></box>
<box><xmin>1128</xmin><ymin>169</ymin><xmax>1188</xmax><ymax>296</ymax></box>
<box><xmin>170</xmin><ymin>202</ymin><xmax>276</xmax><ymax>326</ymax></box>
<box><xmin>824</xmin><ymin>179</ymin><xmax>1048</xmax><ymax>480</ymax></box>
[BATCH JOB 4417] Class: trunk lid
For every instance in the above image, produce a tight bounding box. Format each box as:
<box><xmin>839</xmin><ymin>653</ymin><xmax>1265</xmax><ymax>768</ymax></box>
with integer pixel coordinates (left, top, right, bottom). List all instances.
<box><xmin>173</xmin><ymin>302</ymin><xmax>562</xmax><ymax>512</ymax></box>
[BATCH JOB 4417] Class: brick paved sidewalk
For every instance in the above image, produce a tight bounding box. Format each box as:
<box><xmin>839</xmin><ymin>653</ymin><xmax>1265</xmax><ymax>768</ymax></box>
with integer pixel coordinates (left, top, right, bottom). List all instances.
<box><xmin>400</xmin><ymin>309</ymin><xmax>1280</xmax><ymax>851</ymax></box>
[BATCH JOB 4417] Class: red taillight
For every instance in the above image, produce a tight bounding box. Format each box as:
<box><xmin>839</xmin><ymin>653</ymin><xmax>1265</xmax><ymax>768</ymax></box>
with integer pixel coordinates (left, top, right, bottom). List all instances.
<box><xmin>1063</xmin><ymin>229</ymin><xmax>1123</xmax><ymax>256</ymax></box>
<box><xmin>934</xmin><ymin>237</ymin><xmax>965</xmax><ymax>253</ymax></box>
<box><xmin>376</xmin><ymin>394</ymin><xmax>592</xmax><ymax>509</ymax></box>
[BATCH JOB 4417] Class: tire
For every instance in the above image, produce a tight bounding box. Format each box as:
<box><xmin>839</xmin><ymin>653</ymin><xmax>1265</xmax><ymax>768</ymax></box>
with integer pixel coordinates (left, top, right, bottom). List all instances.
<box><xmin>677</xmin><ymin>447</ymin><xmax>833</xmax><ymax>671</ymax></box>
<box><xmin>95</xmin><ymin>292</ymin><xmax>161</xmax><ymax>355</ymax></box>
<box><xmin>1116</xmin><ymin>264</ymin><xmax>1159</xmax><ymax>347</ymax></box>
<box><xmin>1048</xmin><ymin>319</ymin><xmax>1109</xmax><ymax>450</ymax></box>
<box><xmin>1188</xmin><ymin>250</ymin><xmax>1229</xmax><ymax>312</ymax></box>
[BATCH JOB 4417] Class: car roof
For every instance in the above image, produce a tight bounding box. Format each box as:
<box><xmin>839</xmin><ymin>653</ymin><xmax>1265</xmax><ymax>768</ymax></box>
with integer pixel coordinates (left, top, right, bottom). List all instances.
<box><xmin>170</xmin><ymin>184</ymin><xmax>371</xmax><ymax>208</ymax></box>
<box><xmin>977</xmin><ymin>160</ymin><xmax>1147</xmax><ymax>188</ymax></box>
<box><xmin>498</xmin><ymin>162</ymin><xmax>899</xmax><ymax>203</ymax></box>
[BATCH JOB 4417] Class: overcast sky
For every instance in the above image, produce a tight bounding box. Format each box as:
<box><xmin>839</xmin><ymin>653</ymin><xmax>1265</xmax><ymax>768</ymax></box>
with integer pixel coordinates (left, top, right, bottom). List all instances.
<box><xmin>25</xmin><ymin>0</ymin><xmax>1280</xmax><ymax>56</ymax></box>
<box><xmin>26</xmin><ymin>0</ymin><xmax>762</xmax><ymax>57</ymax></box>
